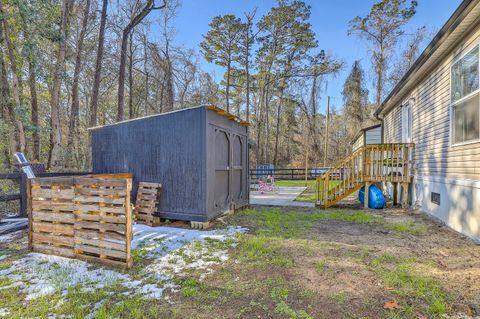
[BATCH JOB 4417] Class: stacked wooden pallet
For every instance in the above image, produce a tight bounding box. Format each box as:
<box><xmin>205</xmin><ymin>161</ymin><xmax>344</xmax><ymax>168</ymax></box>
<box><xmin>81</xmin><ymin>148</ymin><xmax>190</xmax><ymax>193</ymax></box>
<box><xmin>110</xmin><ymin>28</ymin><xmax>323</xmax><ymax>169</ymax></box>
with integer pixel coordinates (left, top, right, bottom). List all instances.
<box><xmin>134</xmin><ymin>182</ymin><xmax>161</xmax><ymax>226</ymax></box>
<box><xmin>28</xmin><ymin>175</ymin><xmax>133</xmax><ymax>269</ymax></box>
<box><xmin>74</xmin><ymin>176</ymin><xmax>133</xmax><ymax>268</ymax></box>
<box><xmin>29</xmin><ymin>177</ymin><xmax>76</xmax><ymax>258</ymax></box>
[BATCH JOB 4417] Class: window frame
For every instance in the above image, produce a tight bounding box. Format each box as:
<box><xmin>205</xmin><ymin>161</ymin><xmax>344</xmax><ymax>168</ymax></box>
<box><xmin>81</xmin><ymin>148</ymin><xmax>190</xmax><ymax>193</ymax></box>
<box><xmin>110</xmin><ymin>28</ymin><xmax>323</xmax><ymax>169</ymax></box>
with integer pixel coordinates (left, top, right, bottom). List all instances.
<box><xmin>401</xmin><ymin>98</ymin><xmax>413</xmax><ymax>143</ymax></box>
<box><xmin>450</xmin><ymin>44</ymin><xmax>480</xmax><ymax>147</ymax></box>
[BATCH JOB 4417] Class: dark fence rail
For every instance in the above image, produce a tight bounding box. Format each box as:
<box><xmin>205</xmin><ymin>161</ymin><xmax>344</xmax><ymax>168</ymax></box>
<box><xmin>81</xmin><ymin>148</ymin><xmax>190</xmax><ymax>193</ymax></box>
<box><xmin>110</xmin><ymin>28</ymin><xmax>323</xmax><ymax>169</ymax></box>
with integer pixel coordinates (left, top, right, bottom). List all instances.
<box><xmin>0</xmin><ymin>171</ymin><xmax>91</xmax><ymax>218</ymax></box>
<box><xmin>249</xmin><ymin>168</ymin><xmax>330</xmax><ymax>181</ymax></box>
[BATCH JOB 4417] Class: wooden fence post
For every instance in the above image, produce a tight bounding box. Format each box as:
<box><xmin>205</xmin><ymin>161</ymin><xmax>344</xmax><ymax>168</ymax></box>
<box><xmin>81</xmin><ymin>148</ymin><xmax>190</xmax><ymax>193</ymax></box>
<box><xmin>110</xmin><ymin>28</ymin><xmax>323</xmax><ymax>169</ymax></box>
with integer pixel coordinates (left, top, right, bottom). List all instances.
<box><xmin>27</xmin><ymin>179</ymin><xmax>32</xmax><ymax>250</ymax></box>
<box><xmin>19</xmin><ymin>173</ymin><xmax>27</xmax><ymax>218</ymax></box>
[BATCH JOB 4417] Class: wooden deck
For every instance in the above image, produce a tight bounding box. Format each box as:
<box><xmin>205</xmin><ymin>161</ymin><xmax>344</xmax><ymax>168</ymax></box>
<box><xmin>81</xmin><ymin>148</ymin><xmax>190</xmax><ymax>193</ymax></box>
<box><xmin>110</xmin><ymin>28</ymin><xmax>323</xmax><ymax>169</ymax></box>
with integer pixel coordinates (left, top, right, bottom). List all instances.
<box><xmin>316</xmin><ymin>143</ymin><xmax>414</xmax><ymax>208</ymax></box>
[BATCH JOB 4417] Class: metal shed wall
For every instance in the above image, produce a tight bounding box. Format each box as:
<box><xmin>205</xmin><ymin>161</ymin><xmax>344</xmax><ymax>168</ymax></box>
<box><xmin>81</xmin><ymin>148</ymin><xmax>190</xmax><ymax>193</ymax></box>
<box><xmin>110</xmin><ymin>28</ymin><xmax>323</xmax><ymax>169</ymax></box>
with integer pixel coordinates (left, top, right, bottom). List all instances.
<box><xmin>90</xmin><ymin>106</ymin><xmax>249</xmax><ymax>222</ymax></box>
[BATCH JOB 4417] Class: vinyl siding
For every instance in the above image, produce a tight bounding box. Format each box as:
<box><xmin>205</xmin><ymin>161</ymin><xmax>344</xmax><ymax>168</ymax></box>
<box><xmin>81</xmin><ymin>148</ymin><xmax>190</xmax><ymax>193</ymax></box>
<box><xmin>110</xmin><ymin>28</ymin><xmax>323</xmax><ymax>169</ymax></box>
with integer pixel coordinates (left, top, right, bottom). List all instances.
<box><xmin>365</xmin><ymin>126</ymin><xmax>382</xmax><ymax>144</ymax></box>
<box><xmin>384</xmin><ymin>107</ymin><xmax>402</xmax><ymax>143</ymax></box>
<box><xmin>352</xmin><ymin>134</ymin><xmax>363</xmax><ymax>151</ymax></box>
<box><xmin>384</xmin><ymin>23</ymin><xmax>480</xmax><ymax>180</ymax></box>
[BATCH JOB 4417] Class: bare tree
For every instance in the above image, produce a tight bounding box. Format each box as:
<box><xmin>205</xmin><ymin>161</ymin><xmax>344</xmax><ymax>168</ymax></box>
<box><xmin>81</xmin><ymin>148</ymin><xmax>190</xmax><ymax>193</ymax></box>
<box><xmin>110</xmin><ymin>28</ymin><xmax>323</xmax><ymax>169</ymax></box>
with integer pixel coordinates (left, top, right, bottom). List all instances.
<box><xmin>117</xmin><ymin>0</ymin><xmax>166</xmax><ymax>121</ymax></box>
<box><xmin>49</xmin><ymin>0</ymin><xmax>74</xmax><ymax>168</ymax></box>
<box><xmin>68</xmin><ymin>0</ymin><xmax>91</xmax><ymax>163</ymax></box>
<box><xmin>89</xmin><ymin>0</ymin><xmax>108</xmax><ymax>128</ymax></box>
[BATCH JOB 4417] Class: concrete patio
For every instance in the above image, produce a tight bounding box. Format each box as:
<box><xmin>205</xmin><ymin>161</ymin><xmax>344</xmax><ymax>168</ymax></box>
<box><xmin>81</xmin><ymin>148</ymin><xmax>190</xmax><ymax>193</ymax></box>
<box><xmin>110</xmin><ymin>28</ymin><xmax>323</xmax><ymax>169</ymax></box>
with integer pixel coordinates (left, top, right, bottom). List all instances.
<box><xmin>249</xmin><ymin>186</ymin><xmax>315</xmax><ymax>207</ymax></box>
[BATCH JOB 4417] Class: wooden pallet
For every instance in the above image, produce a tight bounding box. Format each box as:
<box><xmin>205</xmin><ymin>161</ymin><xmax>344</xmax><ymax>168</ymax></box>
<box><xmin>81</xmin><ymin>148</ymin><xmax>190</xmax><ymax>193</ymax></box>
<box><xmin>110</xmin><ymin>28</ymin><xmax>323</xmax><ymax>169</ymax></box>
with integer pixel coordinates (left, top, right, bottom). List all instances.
<box><xmin>134</xmin><ymin>182</ymin><xmax>161</xmax><ymax>226</ymax></box>
<box><xmin>74</xmin><ymin>177</ymin><xmax>133</xmax><ymax>269</ymax></box>
<box><xmin>29</xmin><ymin>177</ymin><xmax>76</xmax><ymax>258</ymax></box>
<box><xmin>28</xmin><ymin>175</ymin><xmax>133</xmax><ymax>269</ymax></box>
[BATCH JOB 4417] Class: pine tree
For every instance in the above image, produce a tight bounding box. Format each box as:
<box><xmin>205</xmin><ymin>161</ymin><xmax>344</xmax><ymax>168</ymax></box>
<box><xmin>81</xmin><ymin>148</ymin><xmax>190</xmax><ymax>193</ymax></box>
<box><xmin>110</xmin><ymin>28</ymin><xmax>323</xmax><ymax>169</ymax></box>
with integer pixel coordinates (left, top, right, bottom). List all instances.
<box><xmin>342</xmin><ymin>61</ymin><xmax>369</xmax><ymax>139</ymax></box>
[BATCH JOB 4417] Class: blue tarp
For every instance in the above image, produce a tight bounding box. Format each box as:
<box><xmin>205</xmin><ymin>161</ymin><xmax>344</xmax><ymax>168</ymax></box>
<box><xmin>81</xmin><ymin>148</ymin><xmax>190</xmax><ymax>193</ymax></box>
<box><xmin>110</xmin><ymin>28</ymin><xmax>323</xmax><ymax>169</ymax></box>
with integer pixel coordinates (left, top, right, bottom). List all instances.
<box><xmin>359</xmin><ymin>185</ymin><xmax>385</xmax><ymax>209</ymax></box>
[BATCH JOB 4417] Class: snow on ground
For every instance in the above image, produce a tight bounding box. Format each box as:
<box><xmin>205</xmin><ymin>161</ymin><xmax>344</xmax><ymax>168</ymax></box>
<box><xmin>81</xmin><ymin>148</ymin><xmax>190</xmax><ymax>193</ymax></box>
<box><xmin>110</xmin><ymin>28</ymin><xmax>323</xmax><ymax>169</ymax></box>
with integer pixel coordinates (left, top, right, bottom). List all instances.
<box><xmin>0</xmin><ymin>308</ymin><xmax>10</xmax><ymax>318</ymax></box>
<box><xmin>133</xmin><ymin>225</ymin><xmax>247</xmax><ymax>281</ymax></box>
<box><xmin>0</xmin><ymin>230</ymin><xmax>24</xmax><ymax>243</ymax></box>
<box><xmin>0</xmin><ymin>224</ymin><xmax>246</xmax><ymax>306</ymax></box>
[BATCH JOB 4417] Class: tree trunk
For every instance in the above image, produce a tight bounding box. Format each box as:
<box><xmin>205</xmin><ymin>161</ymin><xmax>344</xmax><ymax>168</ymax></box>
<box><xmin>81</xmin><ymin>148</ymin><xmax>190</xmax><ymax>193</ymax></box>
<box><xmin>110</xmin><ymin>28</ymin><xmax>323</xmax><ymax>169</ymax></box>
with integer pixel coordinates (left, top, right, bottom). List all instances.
<box><xmin>128</xmin><ymin>30</ymin><xmax>134</xmax><ymax>119</ymax></box>
<box><xmin>0</xmin><ymin>3</ymin><xmax>27</xmax><ymax>154</ymax></box>
<box><xmin>118</xmin><ymin>0</ymin><xmax>165</xmax><ymax>121</ymax></box>
<box><xmin>49</xmin><ymin>0</ymin><xmax>74</xmax><ymax>168</ymax></box>
<box><xmin>0</xmin><ymin>44</ymin><xmax>16</xmax><ymax>162</ymax></box>
<box><xmin>226</xmin><ymin>59</ymin><xmax>231</xmax><ymax>112</ymax></box>
<box><xmin>68</xmin><ymin>0</ymin><xmax>91</xmax><ymax>164</ymax></box>
<box><xmin>89</xmin><ymin>0</ymin><xmax>107</xmax><ymax>127</ymax></box>
<box><xmin>163</xmin><ymin>58</ymin><xmax>174</xmax><ymax>111</ymax></box>
<box><xmin>28</xmin><ymin>61</ymin><xmax>40</xmax><ymax>161</ymax></box>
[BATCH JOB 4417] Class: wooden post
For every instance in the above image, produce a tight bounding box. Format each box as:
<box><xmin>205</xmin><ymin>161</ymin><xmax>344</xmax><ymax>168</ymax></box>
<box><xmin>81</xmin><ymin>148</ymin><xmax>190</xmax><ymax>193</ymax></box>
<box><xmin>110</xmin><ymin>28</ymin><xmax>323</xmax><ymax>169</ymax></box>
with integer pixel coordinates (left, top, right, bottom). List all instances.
<box><xmin>304</xmin><ymin>148</ymin><xmax>308</xmax><ymax>187</ymax></box>
<box><xmin>364</xmin><ymin>182</ymin><xmax>370</xmax><ymax>209</ymax></box>
<box><xmin>402</xmin><ymin>182</ymin><xmax>408</xmax><ymax>208</ymax></box>
<box><xmin>19</xmin><ymin>173</ymin><xmax>27</xmax><ymax>217</ymax></box>
<box><xmin>393</xmin><ymin>182</ymin><xmax>398</xmax><ymax>206</ymax></box>
<box><xmin>27</xmin><ymin>179</ymin><xmax>33</xmax><ymax>250</ymax></box>
<box><xmin>125</xmin><ymin>177</ymin><xmax>133</xmax><ymax>268</ymax></box>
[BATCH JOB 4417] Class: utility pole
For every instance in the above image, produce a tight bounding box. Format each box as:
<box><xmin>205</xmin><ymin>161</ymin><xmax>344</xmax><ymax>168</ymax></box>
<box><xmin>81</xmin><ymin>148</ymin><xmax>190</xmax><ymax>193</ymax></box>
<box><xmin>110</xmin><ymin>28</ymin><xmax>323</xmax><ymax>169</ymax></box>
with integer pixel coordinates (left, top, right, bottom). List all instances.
<box><xmin>323</xmin><ymin>96</ymin><xmax>330</xmax><ymax>168</ymax></box>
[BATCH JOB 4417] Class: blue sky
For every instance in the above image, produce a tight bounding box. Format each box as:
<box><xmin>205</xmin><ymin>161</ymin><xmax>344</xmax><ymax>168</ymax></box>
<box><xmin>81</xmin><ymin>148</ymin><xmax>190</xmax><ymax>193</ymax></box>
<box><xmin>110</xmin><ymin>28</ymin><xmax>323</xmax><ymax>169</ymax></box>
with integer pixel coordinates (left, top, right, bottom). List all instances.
<box><xmin>154</xmin><ymin>0</ymin><xmax>462</xmax><ymax>113</ymax></box>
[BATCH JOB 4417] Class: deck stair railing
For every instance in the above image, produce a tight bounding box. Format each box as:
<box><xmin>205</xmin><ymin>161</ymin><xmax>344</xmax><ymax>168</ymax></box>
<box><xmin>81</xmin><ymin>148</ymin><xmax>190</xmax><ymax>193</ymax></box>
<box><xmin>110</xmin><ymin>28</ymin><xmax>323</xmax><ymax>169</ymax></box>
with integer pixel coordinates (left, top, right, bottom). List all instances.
<box><xmin>316</xmin><ymin>143</ymin><xmax>414</xmax><ymax>208</ymax></box>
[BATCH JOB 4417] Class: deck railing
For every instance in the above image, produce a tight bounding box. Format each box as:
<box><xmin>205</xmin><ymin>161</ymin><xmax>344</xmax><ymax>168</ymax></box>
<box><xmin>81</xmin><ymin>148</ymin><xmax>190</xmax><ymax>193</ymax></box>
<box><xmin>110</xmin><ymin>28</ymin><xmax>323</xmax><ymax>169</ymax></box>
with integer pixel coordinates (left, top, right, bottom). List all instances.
<box><xmin>316</xmin><ymin>143</ymin><xmax>414</xmax><ymax>208</ymax></box>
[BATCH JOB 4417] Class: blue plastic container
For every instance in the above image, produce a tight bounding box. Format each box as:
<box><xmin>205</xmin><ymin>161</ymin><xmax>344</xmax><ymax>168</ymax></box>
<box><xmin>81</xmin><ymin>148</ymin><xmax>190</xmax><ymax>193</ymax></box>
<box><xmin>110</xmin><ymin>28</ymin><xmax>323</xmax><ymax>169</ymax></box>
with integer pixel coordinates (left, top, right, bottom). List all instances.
<box><xmin>358</xmin><ymin>184</ymin><xmax>385</xmax><ymax>209</ymax></box>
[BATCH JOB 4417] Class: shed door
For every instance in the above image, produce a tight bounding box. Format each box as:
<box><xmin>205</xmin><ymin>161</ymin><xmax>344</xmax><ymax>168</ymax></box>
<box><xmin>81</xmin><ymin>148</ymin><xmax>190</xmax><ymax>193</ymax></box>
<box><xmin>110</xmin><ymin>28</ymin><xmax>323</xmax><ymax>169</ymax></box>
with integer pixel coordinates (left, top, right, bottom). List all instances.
<box><xmin>231</xmin><ymin>134</ymin><xmax>245</xmax><ymax>206</ymax></box>
<box><xmin>214</xmin><ymin>129</ymin><xmax>230</xmax><ymax>211</ymax></box>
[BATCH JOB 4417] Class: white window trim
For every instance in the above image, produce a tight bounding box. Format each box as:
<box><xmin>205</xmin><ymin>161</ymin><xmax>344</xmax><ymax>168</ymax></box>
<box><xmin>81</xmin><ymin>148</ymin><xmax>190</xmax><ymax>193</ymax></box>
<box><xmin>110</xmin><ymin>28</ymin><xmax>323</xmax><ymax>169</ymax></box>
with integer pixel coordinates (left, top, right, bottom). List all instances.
<box><xmin>450</xmin><ymin>44</ymin><xmax>480</xmax><ymax>147</ymax></box>
<box><xmin>401</xmin><ymin>98</ymin><xmax>413</xmax><ymax>143</ymax></box>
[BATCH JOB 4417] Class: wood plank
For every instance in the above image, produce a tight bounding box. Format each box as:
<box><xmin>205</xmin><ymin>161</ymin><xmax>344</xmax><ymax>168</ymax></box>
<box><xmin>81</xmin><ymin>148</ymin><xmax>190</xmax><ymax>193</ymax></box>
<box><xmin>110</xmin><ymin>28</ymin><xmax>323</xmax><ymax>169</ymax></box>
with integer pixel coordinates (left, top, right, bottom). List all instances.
<box><xmin>30</xmin><ymin>177</ymin><xmax>74</xmax><ymax>187</ymax></box>
<box><xmin>33</xmin><ymin>211</ymin><xmax>75</xmax><ymax>223</ymax></box>
<box><xmin>32</xmin><ymin>188</ymin><xmax>75</xmax><ymax>200</ymax></box>
<box><xmin>75</xmin><ymin>244</ymin><xmax>127</xmax><ymax>259</ymax></box>
<box><xmin>32</xmin><ymin>201</ymin><xmax>75</xmax><ymax>211</ymax></box>
<box><xmin>74</xmin><ymin>177</ymin><xmax>127</xmax><ymax>188</ymax></box>
<box><xmin>74</xmin><ymin>221</ymin><xmax>126</xmax><ymax>233</ymax></box>
<box><xmin>75</xmin><ymin>212</ymin><xmax>126</xmax><ymax>224</ymax></box>
<box><xmin>33</xmin><ymin>222</ymin><xmax>75</xmax><ymax>236</ymax></box>
<box><xmin>74</xmin><ymin>237</ymin><xmax>126</xmax><ymax>252</ymax></box>
<box><xmin>75</xmin><ymin>195</ymin><xmax>125</xmax><ymax>205</ymax></box>
<box><xmin>33</xmin><ymin>233</ymin><xmax>74</xmax><ymax>246</ymax></box>
<box><xmin>75</xmin><ymin>254</ymin><xmax>130</xmax><ymax>269</ymax></box>
<box><xmin>75</xmin><ymin>204</ymin><xmax>125</xmax><ymax>214</ymax></box>
<box><xmin>33</xmin><ymin>243</ymin><xmax>75</xmax><ymax>258</ymax></box>
<box><xmin>75</xmin><ymin>188</ymin><xmax>126</xmax><ymax>196</ymax></box>
<box><xmin>75</xmin><ymin>229</ymin><xmax>126</xmax><ymax>242</ymax></box>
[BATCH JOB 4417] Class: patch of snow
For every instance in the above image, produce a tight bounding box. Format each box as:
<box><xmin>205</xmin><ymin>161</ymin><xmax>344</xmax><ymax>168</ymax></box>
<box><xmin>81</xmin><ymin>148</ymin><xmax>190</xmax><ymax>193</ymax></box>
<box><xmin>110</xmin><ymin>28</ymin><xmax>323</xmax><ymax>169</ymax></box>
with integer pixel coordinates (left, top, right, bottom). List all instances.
<box><xmin>0</xmin><ymin>225</ymin><xmax>246</xmax><ymax>316</ymax></box>
<box><xmin>0</xmin><ymin>230</ymin><xmax>24</xmax><ymax>243</ymax></box>
<box><xmin>0</xmin><ymin>308</ymin><xmax>9</xmax><ymax>318</ymax></box>
<box><xmin>0</xmin><ymin>255</ymin><xmax>9</xmax><ymax>261</ymax></box>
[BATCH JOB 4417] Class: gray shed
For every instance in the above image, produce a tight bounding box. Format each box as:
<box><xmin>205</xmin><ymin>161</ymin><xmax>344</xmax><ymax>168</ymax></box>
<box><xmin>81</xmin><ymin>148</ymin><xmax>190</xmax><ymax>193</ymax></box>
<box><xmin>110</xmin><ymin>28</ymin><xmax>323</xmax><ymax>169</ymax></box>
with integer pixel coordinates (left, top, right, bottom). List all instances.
<box><xmin>89</xmin><ymin>105</ymin><xmax>250</xmax><ymax>222</ymax></box>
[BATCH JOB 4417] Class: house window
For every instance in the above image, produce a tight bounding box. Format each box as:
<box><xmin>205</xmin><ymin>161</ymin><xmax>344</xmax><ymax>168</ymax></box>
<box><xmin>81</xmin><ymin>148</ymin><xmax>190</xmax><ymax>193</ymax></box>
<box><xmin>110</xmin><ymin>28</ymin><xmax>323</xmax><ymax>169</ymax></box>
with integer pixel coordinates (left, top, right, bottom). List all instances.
<box><xmin>451</xmin><ymin>45</ymin><xmax>479</xmax><ymax>145</ymax></box>
<box><xmin>402</xmin><ymin>101</ymin><xmax>412</xmax><ymax>143</ymax></box>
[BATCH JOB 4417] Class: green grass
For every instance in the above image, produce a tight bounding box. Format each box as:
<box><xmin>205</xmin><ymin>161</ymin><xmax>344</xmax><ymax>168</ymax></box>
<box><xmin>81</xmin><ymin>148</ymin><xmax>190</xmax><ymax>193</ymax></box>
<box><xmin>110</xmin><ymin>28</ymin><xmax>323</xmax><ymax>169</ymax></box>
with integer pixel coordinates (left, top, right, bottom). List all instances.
<box><xmin>372</xmin><ymin>253</ymin><xmax>448</xmax><ymax>317</ymax></box>
<box><xmin>275</xmin><ymin>180</ymin><xmax>316</xmax><ymax>188</ymax></box>
<box><xmin>241</xmin><ymin>208</ymin><xmax>383</xmax><ymax>239</ymax></box>
<box><xmin>386</xmin><ymin>221</ymin><xmax>429</xmax><ymax>236</ymax></box>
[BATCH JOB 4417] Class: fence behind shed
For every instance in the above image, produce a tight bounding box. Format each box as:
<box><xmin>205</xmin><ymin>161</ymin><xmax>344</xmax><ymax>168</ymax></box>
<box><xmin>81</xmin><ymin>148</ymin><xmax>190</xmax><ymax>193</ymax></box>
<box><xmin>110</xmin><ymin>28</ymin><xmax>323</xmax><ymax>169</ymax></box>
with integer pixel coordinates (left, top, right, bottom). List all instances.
<box><xmin>28</xmin><ymin>175</ymin><xmax>133</xmax><ymax>268</ymax></box>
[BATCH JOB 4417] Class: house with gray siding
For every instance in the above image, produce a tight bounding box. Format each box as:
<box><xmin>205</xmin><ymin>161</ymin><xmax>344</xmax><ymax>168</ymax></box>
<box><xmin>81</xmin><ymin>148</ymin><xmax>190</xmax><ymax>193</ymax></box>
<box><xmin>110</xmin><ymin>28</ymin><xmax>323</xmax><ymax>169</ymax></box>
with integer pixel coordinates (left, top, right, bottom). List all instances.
<box><xmin>375</xmin><ymin>0</ymin><xmax>480</xmax><ymax>242</ymax></box>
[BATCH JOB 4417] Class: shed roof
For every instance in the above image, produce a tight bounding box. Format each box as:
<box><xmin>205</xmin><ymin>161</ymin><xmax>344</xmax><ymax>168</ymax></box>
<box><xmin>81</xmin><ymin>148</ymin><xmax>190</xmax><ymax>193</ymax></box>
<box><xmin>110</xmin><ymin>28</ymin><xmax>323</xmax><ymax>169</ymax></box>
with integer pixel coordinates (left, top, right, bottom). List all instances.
<box><xmin>88</xmin><ymin>105</ymin><xmax>250</xmax><ymax>131</ymax></box>
<box><xmin>375</xmin><ymin>0</ymin><xmax>480</xmax><ymax>116</ymax></box>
